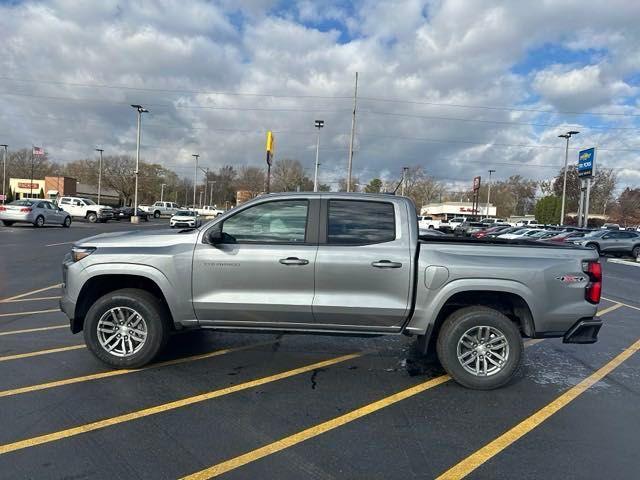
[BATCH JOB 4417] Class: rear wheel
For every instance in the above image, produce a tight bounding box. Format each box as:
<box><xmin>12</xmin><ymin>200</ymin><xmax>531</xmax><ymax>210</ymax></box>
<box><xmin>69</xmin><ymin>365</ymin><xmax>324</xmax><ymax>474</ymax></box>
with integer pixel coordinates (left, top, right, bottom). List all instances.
<box><xmin>86</xmin><ymin>212</ymin><xmax>97</xmax><ymax>223</ymax></box>
<box><xmin>436</xmin><ymin>306</ymin><xmax>523</xmax><ymax>390</ymax></box>
<box><xmin>83</xmin><ymin>288</ymin><xmax>170</xmax><ymax>369</ymax></box>
<box><xmin>1</xmin><ymin>220</ymin><xmax>14</xmax><ymax>226</ymax></box>
<box><xmin>62</xmin><ymin>216</ymin><xmax>71</xmax><ymax>228</ymax></box>
<box><xmin>632</xmin><ymin>245</ymin><xmax>640</xmax><ymax>258</ymax></box>
<box><xmin>34</xmin><ymin>215</ymin><xmax>45</xmax><ymax>228</ymax></box>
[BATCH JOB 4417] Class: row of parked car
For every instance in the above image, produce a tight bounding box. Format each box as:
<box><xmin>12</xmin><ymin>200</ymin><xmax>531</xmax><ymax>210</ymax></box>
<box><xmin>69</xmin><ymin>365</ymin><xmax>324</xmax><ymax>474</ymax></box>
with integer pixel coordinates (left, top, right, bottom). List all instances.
<box><xmin>450</xmin><ymin>222</ymin><xmax>640</xmax><ymax>258</ymax></box>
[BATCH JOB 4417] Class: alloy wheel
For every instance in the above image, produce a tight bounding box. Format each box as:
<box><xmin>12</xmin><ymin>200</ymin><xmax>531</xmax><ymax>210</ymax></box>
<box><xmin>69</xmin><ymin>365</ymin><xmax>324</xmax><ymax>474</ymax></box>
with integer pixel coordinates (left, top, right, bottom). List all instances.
<box><xmin>456</xmin><ymin>325</ymin><xmax>509</xmax><ymax>377</ymax></box>
<box><xmin>97</xmin><ymin>307</ymin><xmax>148</xmax><ymax>358</ymax></box>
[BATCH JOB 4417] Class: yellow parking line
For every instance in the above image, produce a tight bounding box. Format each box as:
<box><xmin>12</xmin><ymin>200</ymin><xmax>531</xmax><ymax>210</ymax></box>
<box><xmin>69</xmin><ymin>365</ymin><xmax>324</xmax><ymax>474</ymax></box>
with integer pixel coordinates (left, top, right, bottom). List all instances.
<box><xmin>0</xmin><ymin>324</ymin><xmax>67</xmax><ymax>337</ymax></box>
<box><xmin>0</xmin><ymin>284</ymin><xmax>62</xmax><ymax>303</ymax></box>
<box><xmin>0</xmin><ymin>342</ymin><xmax>272</xmax><ymax>398</ymax></box>
<box><xmin>0</xmin><ymin>308</ymin><xmax>61</xmax><ymax>318</ymax></box>
<box><xmin>0</xmin><ymin>345</ymin><xmax>85</xmax><ymax>362</ymax></box>
<box><xmin>436</xmin><ymin>337</ymin><xmax>640</xmax><ymax>480</ymax></box>
<box><xmin>180</xmin><ymin>309</ymin><xmax>627</xmax><ymax>479</ymax></box>
<box><xmin>601</xmin><ymin>296</ymin><xmax>640</xmax><ymax>312</ymax></box>
<box><xmin>181</xmin><ymin>374</ymin><xmax>451</xmax><ymax>479</ymax></box>
<box><xmin>1</xmin><ymin>296</ymin><xmax>61</xmax><ymax>303</ymax></box>
<box><xmin>0</xmin><ymin>352</ymin><xmax>362</xmax><ymax>455</ymax></box>
<box><xmin>597</xmin><ymin>303</ymin><xmax>622</xmax><ymax>316</ymax></box>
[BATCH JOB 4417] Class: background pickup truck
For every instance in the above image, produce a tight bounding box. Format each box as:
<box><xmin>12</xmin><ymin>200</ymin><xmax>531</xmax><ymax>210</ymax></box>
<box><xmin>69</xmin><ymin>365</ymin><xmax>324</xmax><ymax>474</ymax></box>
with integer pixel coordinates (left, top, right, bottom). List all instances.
<box><xmin>60</xmin><ymin>193</ymin><xmax>602</xmax><ymax>389</ymax></box>
<box><xmin>57</xmin><ymin>196</ymin><xmax>114</xmax><ymax>223</ymax></box>
<box><xmin>139</xmin><ymin>201</ymin><xmax>180</xmax><ymax>218</ymax></box>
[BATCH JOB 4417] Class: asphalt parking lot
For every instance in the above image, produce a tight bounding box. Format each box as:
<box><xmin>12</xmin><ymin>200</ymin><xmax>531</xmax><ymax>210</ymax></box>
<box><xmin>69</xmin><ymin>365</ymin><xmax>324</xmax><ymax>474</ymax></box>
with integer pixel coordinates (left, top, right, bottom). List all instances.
<box><xmin>1</xmin><ymin>220</ymin><xmax>639</xmax><ymax>479</ymax></box>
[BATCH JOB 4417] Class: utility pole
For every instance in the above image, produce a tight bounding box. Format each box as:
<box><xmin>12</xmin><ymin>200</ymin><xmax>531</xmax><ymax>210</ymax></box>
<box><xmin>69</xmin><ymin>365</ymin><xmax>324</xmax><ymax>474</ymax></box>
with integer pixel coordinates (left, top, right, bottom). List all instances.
<box><xmin>401</xmin><ymin>167</ymin><xmax>409</xmax><ymax>196</ymax></box>
<box><xmin>313</xmin><ymin>120</ymin><xmax>324</xmax><ymax>192</ymax></box>
<box><xmin>198</xmin><ymin>167</ymin><xmax>209</xmax><ymax>205</ymax></box>
<box><xmin>160</xmin><ymin>183</ymin><xmax>167</xmax><ymax>202</ymax></box>
<box><xmin>558</xmin><ymin>130</ymin><xmax>579</xmax><ymax>225</ymax></box>
<box><xmin>486</xmin><ymin>169</ymin><xmax>495</xmax><ymax>218</ymax></box>
<box><xmin>131</xmin><ymin>105</ymin><xmax>148</xmax><ymax>223</ymax></box>
<box><xmin>1</xmin><ymin>144</ymin><xmax>7</xmax><ymax>204</ymax></box>
<box><xmin>30</xmin><ymin>147</ymin><xmax>34</xmax><ymax>198</ymax></box>
<box><xmin>208</xmin><ymin>181</ymin><xmax>215</xmax><ymax>206</ymax></box>
<box><xmin>95</xmin><ymin>148</ymin><xmax>104</xmax><ymax>205</ymax></box>
<box><xmin>192</xmin><ymin>154</ymin><xmax>199</xmax><ymax>208</ymax></box>
<box><xmin>347</xmin><ymin>72</ymin><xmax>358</xmax><ymax>192</ymax></box>
<box><xmin>199</xmin><ymin>189</ymin><xmax>203</xmax><ymax>208</ymax></box>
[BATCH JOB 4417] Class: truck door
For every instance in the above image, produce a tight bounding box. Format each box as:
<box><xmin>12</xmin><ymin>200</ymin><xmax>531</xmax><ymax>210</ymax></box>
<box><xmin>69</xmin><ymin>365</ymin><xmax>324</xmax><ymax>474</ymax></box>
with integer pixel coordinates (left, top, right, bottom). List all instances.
<box><xmin>313</xmin><ymin>199</ymin><xmax>412</xmax><ymax>329</ymax></box>
<box><xmin>192</xmin><ymin>198</ymin><xmax>319</xmax><ymax>325</ymax></box>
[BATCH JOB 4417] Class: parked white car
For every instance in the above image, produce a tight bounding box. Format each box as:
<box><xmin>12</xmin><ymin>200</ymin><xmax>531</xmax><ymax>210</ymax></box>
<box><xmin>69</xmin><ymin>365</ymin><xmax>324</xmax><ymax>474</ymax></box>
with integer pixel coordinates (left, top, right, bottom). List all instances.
<box><xmin>447</xmin><ymin>217</ymin><xmax>466</xmax><ymax>230</ymax></box>
<box><xmin>140</xmin><ymin>201</ymin><xmax>180</xmax><ymax>218</ymax></box>
<box><xmin>514</xmin><ymin>219</ymin><xmax>539</xmax><ymax>227</ymax></box>
<box><xmin>417</xmin><ymin>215</ymin><xmax>441</xmax><ymax>230</ymax></box>
<box><xmin>170</xmin><ymin>210</ymin><xmax>202</xmax><ymax>228</ymax></box>
<box><xmin>196</xmin><ymin>205</ymin><xmax>225</xmax><ymax>217</ymax></box>
<box><xmin>498</xmin><ymin>228</ymin><xmax>542</xmax><ymax>240</ymax></box>
<box><xmin>57</xmin><ymin>196</ymin><xmax>113</xmax><ymax>223</ymax></box>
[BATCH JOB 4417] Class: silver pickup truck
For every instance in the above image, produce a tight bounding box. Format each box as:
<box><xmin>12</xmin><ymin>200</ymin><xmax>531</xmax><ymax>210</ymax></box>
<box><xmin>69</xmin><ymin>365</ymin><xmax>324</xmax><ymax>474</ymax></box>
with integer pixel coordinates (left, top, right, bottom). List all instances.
<box><xmin>60</xmin><ymin>193</ymin><xmax>603</xmax><ymax>389</ymax></box>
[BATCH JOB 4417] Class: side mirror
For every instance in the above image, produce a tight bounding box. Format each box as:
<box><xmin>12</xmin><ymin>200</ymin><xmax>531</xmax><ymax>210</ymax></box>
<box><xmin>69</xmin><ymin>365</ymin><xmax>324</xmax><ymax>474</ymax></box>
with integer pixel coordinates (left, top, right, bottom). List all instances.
<box><xmin>207</xmin><ymin>226</ymin><xmax>223</xmax><ymax>245</ymax></box>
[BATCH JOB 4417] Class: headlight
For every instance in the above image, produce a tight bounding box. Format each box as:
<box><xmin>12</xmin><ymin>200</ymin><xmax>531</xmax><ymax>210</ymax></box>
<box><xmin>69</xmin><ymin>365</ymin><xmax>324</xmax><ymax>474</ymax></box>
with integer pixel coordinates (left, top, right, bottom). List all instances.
<box><xmin>71</xmin><ymin>246</ymin><xmax>96</xmax><ymax>262</ymax></box>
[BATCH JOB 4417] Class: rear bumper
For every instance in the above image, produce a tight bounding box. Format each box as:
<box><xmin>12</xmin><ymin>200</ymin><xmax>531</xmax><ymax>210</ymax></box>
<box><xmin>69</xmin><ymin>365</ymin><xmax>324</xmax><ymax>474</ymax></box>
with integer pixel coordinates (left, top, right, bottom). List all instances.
<box><xmin>563</xmin><ymin>318</ymin><xmax>602</xmax><ymax>344</ymax></box>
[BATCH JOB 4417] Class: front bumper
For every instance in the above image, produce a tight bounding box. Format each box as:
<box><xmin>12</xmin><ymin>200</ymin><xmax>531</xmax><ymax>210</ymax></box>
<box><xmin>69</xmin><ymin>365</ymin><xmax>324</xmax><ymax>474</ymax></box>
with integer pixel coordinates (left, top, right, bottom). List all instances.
<box><xmin>563</xmin><ymin>318</ymin><xmax>602</xmax><ymax>344</ymax></box>
<box><xmin>97</xmin><ymin>211</ymin><xmax>114</xmax><ymax>220</ymax></box>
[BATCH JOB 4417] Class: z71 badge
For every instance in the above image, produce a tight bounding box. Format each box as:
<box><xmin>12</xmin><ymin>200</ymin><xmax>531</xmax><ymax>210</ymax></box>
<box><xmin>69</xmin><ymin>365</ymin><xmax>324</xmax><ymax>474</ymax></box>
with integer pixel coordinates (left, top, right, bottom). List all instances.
<box><xmin>556</xmin><ymin>275</ymin><xmax>586</xmax><ymax>283</ymax></box>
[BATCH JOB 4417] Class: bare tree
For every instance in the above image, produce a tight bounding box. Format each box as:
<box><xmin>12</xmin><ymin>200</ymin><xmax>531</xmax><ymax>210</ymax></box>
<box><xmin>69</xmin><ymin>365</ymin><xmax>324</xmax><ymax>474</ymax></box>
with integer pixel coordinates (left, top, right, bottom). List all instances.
<box><xmin>272</xmin><ymin>159</ymin><xmax>312</xmax><ymax>192</ymax></box>
<box><xmin>235</xmin><ymin>166</ymin><xmax>265</xmax><ymax>197</ymax></box>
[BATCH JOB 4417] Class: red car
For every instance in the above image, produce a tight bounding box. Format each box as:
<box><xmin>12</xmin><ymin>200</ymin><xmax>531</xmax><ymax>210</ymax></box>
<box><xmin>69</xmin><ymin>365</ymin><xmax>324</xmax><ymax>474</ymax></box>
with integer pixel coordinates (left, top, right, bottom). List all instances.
<box><xmin>472</xmin><ymin>225</ymin><xmax>504</xmax><ymax>239</ymax></box>
<box><xmin>544</xmin><ymin>231</ymin><xmax>588</xmax><ymax>243</ymax></box>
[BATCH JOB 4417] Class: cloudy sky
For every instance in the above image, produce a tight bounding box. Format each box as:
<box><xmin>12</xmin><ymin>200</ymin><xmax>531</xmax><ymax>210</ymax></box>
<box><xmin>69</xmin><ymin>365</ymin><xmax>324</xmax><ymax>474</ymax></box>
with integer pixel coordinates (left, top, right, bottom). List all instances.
<box><xmin>1</xmin><ymin>0</ymin><xmax>639</xmax><ymax>191</ymax></box>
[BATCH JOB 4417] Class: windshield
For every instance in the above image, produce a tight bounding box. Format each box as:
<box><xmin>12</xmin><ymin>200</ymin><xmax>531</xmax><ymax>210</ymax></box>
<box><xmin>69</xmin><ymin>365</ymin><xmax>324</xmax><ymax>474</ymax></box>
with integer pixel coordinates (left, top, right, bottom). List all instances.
<box><xmin>176</xmin><ymin>210</ymin><xmax>196</xmax><ymax>216</ymax></box>
<box><xmin>80</xmin><ymin>198</ymin><xmax>96</xmax><ymax>205</ymax></box>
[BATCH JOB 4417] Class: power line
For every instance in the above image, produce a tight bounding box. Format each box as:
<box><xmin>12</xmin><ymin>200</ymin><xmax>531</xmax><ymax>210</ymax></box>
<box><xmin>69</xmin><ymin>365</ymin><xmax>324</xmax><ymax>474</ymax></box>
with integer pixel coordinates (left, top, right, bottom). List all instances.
<box><xmin>1</xmin><ymin>75</ymin><xmax>639</xmax><ymax>118</ymax></box>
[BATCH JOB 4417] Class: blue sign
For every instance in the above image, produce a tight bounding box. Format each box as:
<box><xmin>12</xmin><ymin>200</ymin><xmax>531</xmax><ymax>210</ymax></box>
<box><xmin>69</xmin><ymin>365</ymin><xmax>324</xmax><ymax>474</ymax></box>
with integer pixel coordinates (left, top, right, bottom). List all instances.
<box><xmin>578</xmin><ymin>147</ymin><xmax>595</xmax><ymax>178</ymax></box>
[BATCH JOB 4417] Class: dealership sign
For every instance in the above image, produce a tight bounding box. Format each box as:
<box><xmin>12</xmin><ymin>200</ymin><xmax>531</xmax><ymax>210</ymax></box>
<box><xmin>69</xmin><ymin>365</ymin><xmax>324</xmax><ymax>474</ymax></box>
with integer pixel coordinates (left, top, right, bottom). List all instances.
<box><xmin>17</xmin><ymin>182</ymin><xmax>40</xmax><ymax>189</ymax></box>
<box><xmin>577</xmin><ymin>147</ymin><xmax>595</xmax><ymax>178</ymax></box>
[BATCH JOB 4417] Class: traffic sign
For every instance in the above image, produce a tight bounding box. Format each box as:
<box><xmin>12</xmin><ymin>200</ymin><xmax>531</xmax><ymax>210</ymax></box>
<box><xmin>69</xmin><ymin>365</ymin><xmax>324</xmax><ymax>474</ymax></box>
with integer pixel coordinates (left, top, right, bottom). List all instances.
<box><xmin>578</xmin><ymin>147</ymin><xmax>595</xmax><ymax>178</ymax></box>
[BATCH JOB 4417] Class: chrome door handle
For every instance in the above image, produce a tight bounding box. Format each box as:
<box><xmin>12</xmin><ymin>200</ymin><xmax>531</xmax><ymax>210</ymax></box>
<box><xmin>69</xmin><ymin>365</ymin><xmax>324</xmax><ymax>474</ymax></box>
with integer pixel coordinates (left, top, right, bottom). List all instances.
<box><xmin>279</xmin><ymin>257</ymin><xmax>309</xmax><ymax>266</ymax></box>
<box><xmin>371</xmin><ymin>260</ymin><xmax>402</xmax><ymax>268</ymax></box>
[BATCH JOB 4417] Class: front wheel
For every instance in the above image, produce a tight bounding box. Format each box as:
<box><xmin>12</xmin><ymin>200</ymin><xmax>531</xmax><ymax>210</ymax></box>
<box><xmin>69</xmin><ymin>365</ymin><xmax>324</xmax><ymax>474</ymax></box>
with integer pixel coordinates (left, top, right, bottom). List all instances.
<box><xmin>632</xmin><ymin>245</ymin><xmax>640</xmax><ymax>258</ymax></box>
<box><xmin>2</xmin><ymin>220</ymin><xmax>14</xmax><ymax>226</ymax></box>
<box><xmin>87</xmin><ymin>212</ymin><xmax>98</xmax><ymax>223</ymax></box>
<box><xmin>586</xmin><ymin>243</ymin><xmax>600</xmax><ymax>255</ymax></box>
<box><xmin>83</xmin><ymin>288</ymin><xmax>170</xmax><ymax>368</ymax></box>
<box><xmin>62</xmin><ymin>216</ymin><xmax>72</xmax><ymax>228</ymax></box>
<box><xmin>436</xmin><ymin>306</ymin><xmax>523</xmax><ymax>390</ymax></box>
<box><xmin>154</xmin><ymin>211</ymin><xmax>160</xmax><ymax>219</ymax></box>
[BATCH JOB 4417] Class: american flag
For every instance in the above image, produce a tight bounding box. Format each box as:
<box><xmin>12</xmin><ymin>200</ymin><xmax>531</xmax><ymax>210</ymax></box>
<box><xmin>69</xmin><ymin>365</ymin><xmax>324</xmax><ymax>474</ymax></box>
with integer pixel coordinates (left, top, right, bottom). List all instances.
<box><xmin>32</xmin><ymin>146</ymin><xmax>44</xmax><ymax>156</ymax></box>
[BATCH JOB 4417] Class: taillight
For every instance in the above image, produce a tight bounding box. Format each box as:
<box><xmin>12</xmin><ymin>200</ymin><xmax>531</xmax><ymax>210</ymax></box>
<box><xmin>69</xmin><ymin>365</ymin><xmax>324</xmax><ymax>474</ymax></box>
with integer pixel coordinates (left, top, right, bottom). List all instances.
<box><xmin>20</xmin><ymin>208</ymin><xmax>32</xmax><ymax>213</ymax></box>
<box><xmin>582</xmin><ymin>260</ymin><xmax>602</xmax><ymax>304</ymax></box>
<box><xmin>0</xmin><ymin>206</ymin><xmax>6</xmax><ymax>211</ymax></box>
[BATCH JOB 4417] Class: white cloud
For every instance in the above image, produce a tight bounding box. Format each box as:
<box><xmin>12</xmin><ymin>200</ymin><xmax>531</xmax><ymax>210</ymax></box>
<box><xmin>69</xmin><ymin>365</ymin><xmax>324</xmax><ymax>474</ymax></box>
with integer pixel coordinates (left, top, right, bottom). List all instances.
<box><xmin>0</xmin><ymin>0</ymin><xmax>638</xmax><ymax>192</ymax></box>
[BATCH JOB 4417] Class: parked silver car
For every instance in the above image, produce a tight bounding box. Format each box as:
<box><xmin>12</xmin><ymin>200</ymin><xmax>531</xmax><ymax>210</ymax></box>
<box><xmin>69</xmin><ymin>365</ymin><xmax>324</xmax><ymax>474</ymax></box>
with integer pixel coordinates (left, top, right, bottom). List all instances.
<box><xmin>0</xmin><ymin>199</ymin><xmax>72</xmax><ymax>227</ymax></box>
<box><xmin>575</xmin><ymin>230</ymin><xmax>640</xmax><ymax>257</ymax></box>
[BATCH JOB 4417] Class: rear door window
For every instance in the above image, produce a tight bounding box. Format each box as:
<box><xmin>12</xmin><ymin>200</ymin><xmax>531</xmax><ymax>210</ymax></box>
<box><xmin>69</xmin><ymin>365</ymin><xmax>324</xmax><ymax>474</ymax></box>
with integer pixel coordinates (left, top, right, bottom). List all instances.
<box><xmin>327</xmin><ymin>200</ymin><xmax>395</xmax><ymax>245</ymax></box>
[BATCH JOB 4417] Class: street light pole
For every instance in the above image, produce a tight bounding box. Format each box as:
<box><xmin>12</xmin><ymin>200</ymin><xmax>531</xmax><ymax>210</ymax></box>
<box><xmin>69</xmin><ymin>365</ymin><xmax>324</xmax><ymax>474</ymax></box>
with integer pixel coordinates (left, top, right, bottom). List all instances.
<box><xmin>208</xmin><ymin>181</ymin><xmax>215</xmax><ymax>206</ymax></box>
<box><xmin>486</xmin><ymin>169</ymin><xmax>495</xmax><ymax>218</ymax></box>
<box><xmin>95</xmin><ymin>148</ymin><xmax>104</xmax><ymax>205</ymax></box>
<box><xmin>558</xmin><ymin>130</ymin><xmax>579</xmax><ymax>225</ymax></box>
<box><xmin>192</xmin><ymin>154</ymin><xmax>199</xmax><ymax>208</ymax></box>
<box><xmin>313</xmin><ymin>120</ymin><xmax>324</xmax><ymax>192</ymax></box>
<box><xmin>131</xmin><ymin>105</ymin><xmax>148</xmax><ymax>223</ymax></box>
<box><xmin>401</xmin><ymin>167</ymin><xmax>409</xmax><ymax>196</ymax></box>
<box><xmin>160</xmin><ymin>183</ymin><xmax>167</xmax><ymax>202</ymax></box>
<box><xmin>1</xmin><ymin>144</ymin><xmax>7</xmax><ymax>204</ymax></box>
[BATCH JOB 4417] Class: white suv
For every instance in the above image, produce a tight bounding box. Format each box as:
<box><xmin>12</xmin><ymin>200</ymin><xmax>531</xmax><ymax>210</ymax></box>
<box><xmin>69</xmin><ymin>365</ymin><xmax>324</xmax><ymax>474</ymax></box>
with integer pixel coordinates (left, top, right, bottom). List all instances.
<box><xmin>57</xmin><ymin>196</ymin><xmax>114</xmax><ymax>223</ymax></box>
<box><xmin>141</xmin><ymin>201</ymin><xmax>179</xmax><ymax>218</ymax></box>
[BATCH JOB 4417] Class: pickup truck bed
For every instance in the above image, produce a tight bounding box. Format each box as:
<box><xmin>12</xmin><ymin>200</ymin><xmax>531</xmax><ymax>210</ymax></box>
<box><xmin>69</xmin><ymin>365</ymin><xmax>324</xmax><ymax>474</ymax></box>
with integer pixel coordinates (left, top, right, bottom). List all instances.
<box><xmin>60</xmin><ymin>192</ymin><xmax>602</xmax><ymax>390</ymax></box>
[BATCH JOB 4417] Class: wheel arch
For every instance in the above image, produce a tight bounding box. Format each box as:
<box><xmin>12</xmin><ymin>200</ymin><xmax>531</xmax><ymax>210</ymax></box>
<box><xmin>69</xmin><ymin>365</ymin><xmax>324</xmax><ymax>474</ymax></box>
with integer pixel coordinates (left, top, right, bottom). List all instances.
<box><xmin>72</xmin><ymin>273</ymin><xmax>177</xmax><ymax>333</ymax></box>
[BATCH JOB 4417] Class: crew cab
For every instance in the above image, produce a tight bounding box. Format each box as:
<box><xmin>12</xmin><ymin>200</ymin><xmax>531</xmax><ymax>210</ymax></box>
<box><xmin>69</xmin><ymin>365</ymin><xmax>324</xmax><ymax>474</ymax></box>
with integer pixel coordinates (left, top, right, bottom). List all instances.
<box><xmin>417</xmin><ymin>215</ymin><xmax>441</xmax><ymax>230</ymax></box>
<box><xmin>140</xmin><ymin>201</ymin><xmax>180</xmax><ymax>218</ymax></box>
<box><xmin>196</xmin><ymin>205</ymin><xmax>225</xmax><ymax>217</ymax></box>
<box><xmin>60</xmin><ymin>193</ymin><xmax>602</xmax><ymax>390</ymax></box>
<box><xmin>57</xmin><ymin>196</ymin><xmax>113</xmax><ymax>223</ymax></box>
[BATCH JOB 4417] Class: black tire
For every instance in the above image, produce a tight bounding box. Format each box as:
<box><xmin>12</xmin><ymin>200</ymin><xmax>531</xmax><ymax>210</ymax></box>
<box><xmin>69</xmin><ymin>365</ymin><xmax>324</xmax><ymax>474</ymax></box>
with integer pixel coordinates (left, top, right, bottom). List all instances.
<box><xmin>143</xmin><ymin>216</ymin><xmax>149</xmax><ymax>222</ymax></box>
<box><xmin>87</xmin><ymin>212</ymin><xmax>98</xmax><ymax>223</ymax></box>
<box><xmin>154</xmin><ymin>210</ymin><xmax>161</xmax><ymax>219</ymax></box>
<box><xmin>2</xmin><ymin>220</ymin><xmax>14</xmax><ymax>226</ymax></box>
<box><xmin>632</xmin><ymin>245</ymin><xmax>640</xmax><ymax>259</ymax></box>
<box><xmin>34</xmin><ymin>215</ymin><xmax>45</xmax><ymax>228</ymax></box>
<box><xmin>436</xmin><ymin>306</ymin><xmax>523</xmax><ymax>390</ymax></box>
<box><xmin>586</xmin><ymin>242</ymin><xmax>600</xmax><ymax>255</ymax></box>
<box><xmin>62</xmin><ymin>216</ymin><xmax>72</xmax><ymax>228</ymax></box>
<box><xmin>83</xmin><ymin>288</ymin><xmax>170</xmax><ymax>369</ymax></box>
